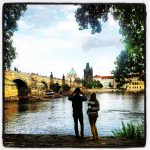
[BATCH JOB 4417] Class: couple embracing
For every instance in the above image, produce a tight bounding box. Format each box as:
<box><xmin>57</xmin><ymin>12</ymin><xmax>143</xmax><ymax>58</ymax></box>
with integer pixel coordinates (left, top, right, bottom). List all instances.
<box><xmin>68</xmin><ymin>87</ymin><xmax>100</xmax><ymax>141</ymax></box>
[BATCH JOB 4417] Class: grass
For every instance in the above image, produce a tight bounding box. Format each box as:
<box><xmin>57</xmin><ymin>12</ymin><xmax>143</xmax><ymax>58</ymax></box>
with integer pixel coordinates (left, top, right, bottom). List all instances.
<box><xmin>112</xmin><ymin>121</ymin><xmax>144</xmax><ymax>139</ymax></box>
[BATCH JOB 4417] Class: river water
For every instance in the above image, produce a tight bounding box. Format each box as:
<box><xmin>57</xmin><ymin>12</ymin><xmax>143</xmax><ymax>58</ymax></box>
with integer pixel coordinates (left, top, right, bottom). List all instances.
<box><xmin>4</xmin><ymin>93</ymin><xmax>144</xmax><ymax>136</ymax></box>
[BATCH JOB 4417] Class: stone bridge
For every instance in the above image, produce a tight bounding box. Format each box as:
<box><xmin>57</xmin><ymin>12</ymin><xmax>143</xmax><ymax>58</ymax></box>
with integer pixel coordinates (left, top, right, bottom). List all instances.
<box><xmin>4</xmin><ymin>70</ymin><xmax>78</xmax><ymax>100</ymax></box>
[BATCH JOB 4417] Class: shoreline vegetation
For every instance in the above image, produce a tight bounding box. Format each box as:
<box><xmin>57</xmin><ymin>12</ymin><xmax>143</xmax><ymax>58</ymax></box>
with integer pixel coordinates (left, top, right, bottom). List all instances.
<box><xmin>4</xmin><ymin>88</ymin><xmax>144</xmax><ymax>102</ymax></box>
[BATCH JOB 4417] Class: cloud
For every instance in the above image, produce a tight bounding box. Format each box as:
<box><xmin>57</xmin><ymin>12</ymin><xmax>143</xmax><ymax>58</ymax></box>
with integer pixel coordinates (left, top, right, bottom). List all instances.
<box><xmin>107</xmin><ymin>13</ymin><xmax>119</xmax><ymax>29</ymax></box>
<box><xmin>24</xmin><ymin>4</ymin><xmax>78</xmax><ymax>29</ymax></box>
<box><xmin>94</xmin><ymin>57</ymin><xmax>116</xmax><ymax>75</ymax></box>
<box><xmin>17</xmin><ymin>19</ymin><xmax>35</xmax><ymax>30</ymax></box>
<box><xmin>81</xmin><ymin>13</ymin><xmax>123</xmax><ymax>52</ymax></box>
<box><xmin>82</xmin><ymin>36</ymin><xmax>122</xmax><ymax>51</ymax></box>
<box><xmin>12</xmin><ymin>32</ymin><xmax>82</xmax><ymax>77</ymax></box>
<box><xmin>28</xmin><ymin>5</ymin><xmax>47</xmax><ymax>10</ymax></box>
<box><xmin>12</xmin><ymin>4</ymin><xmax>123</xmax><ymax>78</ymax></box>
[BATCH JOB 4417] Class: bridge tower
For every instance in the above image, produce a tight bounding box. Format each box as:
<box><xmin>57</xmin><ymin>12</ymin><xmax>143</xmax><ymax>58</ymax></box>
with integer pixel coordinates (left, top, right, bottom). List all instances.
<box><xmin>84</xmin><ymin>62</ymin><xmax>93</xmax><ymax>81</ymax></box>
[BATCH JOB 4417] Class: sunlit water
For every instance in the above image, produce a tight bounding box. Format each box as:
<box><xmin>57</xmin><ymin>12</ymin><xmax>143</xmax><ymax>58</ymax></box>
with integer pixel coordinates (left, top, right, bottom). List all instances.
<box><xmin>4</xmin><ymin>93</ymin><xmax>144</xmax><ymax>136</ymax></box>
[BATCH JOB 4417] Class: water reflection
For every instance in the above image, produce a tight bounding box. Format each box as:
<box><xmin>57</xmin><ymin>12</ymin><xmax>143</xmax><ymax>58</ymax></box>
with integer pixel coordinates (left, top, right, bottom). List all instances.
<box><xmin>18</xmin><ymin>98</ymin><xmax>29</xmax><ymax>113</ymax></box>
<box><xmin>4</xmin><ymin>93</ymin><xmax>144</xmax><ymax>136</ymax></box>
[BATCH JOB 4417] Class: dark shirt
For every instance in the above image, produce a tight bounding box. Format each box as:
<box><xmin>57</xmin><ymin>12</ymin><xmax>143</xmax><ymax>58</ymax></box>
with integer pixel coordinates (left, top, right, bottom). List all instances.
<box><xmin>68</xmin><ymin>94</ymin><xmax>87</xmax><ymax>114</ymax></box>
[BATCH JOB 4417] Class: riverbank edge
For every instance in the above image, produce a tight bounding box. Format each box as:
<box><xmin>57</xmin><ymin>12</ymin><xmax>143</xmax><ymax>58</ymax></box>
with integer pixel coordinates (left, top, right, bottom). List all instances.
<box><xmin>2</xmin><ymin>134</ymin><xmax>146</xmax><ymax>148</ymax></box>
<box><xmin>4</xmin><ymin>89</ymin><xmax>144</xmax><ymax>102</ymax></box>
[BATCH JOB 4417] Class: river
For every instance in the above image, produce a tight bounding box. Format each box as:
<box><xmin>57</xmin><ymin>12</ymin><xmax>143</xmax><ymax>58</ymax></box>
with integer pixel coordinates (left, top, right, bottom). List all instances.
<box><xmin>4</xmin><ymin>92</ymin><xmax>144</xmax><ymax>136</ymax></box>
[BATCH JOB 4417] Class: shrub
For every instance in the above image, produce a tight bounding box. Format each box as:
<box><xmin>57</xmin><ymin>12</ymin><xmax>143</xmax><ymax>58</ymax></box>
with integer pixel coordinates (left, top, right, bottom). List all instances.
<box><xmin>112</xmin><ymin>121</ymin><xmax>144</xmax><ymax>139</ymax></box>
<box><xmin>62</xmin><ymin>84</ymin><xmax>70</xmax><ymax>92</ymax></box>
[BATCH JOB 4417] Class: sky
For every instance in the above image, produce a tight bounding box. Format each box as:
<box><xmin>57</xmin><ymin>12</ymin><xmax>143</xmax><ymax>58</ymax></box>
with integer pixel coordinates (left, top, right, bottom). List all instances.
<box><xmin>11</xmin><ymin>4</ymin><xmax>124</xmax><ymax>79</ymax></box>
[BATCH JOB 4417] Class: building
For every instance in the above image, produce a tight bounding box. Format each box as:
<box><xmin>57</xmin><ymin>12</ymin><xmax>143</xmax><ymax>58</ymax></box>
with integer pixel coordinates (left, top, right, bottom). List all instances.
<box><xmin>84</xmin><ymin>63</ymin><xmax>93</xmax><ymax>81</ymax></box>
<box><xmin>94</xmin><ymin>74</ymin><xmax>144</xmax><ymax>91</ymax></box>
<box><xmin>124</xmin><ymin>76</ymin><xmax>144</xmax><ymax>92</ymax></box>
<box><xmin>93</xmin><ymin>75</ymin><xmax>115</xmax><ymax>88</ymax></box>
<box><xmin>67</xmin><ymin>68</ymin><xmax>78</xmax><ymax>82</ymax></box>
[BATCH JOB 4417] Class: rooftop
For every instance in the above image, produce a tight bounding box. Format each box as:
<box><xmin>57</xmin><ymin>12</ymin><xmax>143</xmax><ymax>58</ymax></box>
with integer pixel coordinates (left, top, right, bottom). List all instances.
<box><xmin>94</xmin><ymin>75</ymin><xmax>114</xmax><ymax>79</ymax></box>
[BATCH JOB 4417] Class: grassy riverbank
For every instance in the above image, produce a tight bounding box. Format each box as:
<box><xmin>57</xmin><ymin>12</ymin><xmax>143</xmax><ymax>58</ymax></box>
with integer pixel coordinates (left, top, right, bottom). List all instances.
<box><xmin>3</xmin><ymin>134</ymin><xmax>145</xmax><ymax>148</ymax></box>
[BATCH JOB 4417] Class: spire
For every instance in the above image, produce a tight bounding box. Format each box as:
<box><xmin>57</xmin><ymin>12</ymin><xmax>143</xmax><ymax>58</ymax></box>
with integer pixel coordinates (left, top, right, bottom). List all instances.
<box><xmin>86</xmin><ymin>62</ymin><xmax>90</xmax><ymax>70</ymax></box>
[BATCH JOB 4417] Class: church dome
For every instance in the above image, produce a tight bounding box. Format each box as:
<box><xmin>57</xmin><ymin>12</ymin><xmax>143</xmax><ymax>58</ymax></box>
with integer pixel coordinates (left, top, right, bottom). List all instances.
<box><xmin>68</xmin><ymin>68</ymin><xmax>77</xmax><ymax>75</ymax></box>
<box><xmin>67</xmin><ymin>68</ymin><xmax>78</xmax><ymax>82</ymax></box>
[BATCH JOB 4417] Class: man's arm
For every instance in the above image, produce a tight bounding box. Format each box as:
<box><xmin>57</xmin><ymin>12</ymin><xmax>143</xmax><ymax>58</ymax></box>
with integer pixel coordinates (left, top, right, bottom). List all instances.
<box><xmin>68</xmin><ymin>92</ymin><xmax>74</xmax><ymax>101</ymax></box>
<box><xmin>68</xmin><ymin>95</ymin><xmax>73</xmax><ymax>101</ymax></box>
<box><xmin>80</xmin><ymin>92</ymin><xmax>87</xmax><ymax>101</ymax></box>
<box><xmin>82</xmin><ymin>95</ymin><xmax>87</xmax><ymax>101</ymax></box>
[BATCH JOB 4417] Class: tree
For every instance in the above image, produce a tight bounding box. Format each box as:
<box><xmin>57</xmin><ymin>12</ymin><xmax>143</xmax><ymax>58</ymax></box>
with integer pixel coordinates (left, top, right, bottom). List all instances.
<box><xmin>75</xmin><ymin>4</ymin><xmax>145</xmax><ymax>88</ymax></box>
<box><xmin>62</xmin><ymin>84</ymin><xmax>70</xmax><ymax>92</ymax></box>
<box><xmin>50</xmin><ymin>83</ymin><xmax>61</xmax><ymax>93</ymax></box>
<box><xmin>96</xmin><ymin>80</ymin><xmax>103</xmax><ymax>88</ymax></box>
<box><xmin>111</xmin><ymin>4</ymin><xmax>145</xmax><ymax>80</ymax></box>
<box><xmin>81</xmin><ymin>79</ymin><xmax>103</xmax><ymax>89</ymax></box>
<box><xmin>14</xmin><ymin>67</ymin><xmax>18</xmax><ymax>71</ymax></box>
<box><xmin>3</xmin><ymin>3</ymin><xmax>27</xmax><ymax>69</ymax></box>
<box><xmin>112</xmin><ymin>50</ymin><xmax>130</xmax><ymax>88</ymax></box>
<box><xmin>109</xmin><ymin>81</ymin><xmax>113</xmax><ymax>88</ymax></box>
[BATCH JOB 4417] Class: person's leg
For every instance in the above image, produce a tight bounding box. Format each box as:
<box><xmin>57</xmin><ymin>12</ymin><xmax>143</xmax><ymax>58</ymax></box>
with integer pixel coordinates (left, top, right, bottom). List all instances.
<box><xmin>73</xmin><ymin>114</ymin><xmax>79</xmax><ymax>137</ymax></box>
<box><xmin>89</xmin><ymin>115</ymin><xmax>98</xmax><ymax>140</ymax></box>
<box><xmin>93</xmin><ymin>116</ymin><xmax>98</xmax><ymax>140</ymax></box>
<box><xmin>89</xmin><ymin>115</ymin><xmax>95</xmax><ymax>139</ymax></box>
<box><xmin>79</xmin><ymin>113</ymin><xmax>84</xmax><ymax>138</ymax></box>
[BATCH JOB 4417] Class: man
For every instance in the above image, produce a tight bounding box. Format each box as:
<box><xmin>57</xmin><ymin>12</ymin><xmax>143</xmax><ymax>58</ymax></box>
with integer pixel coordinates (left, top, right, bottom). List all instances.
<box><xmin>68</xmin><ymin>87</ymin><xmax>87</xmax><ymax>138</ymax></box>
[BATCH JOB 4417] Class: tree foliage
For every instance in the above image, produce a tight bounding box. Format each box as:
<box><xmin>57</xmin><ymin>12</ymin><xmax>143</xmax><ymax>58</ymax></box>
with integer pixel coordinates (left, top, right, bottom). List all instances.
<box><xmin>109</xmin><ymin>81</ymin><xmax>113</xmax><ymax>88</ymax></box>
<box><xmin>112</xmin><ymin>50</ymin><xmax>130</xmax><ymax>88</ymax></box>
<box><xmin>111</xmin><ymin>4</ymin><xmax>145</xmax><ymax>87</ymax></box>
<box><xmin>75</xmin><ymin>4</ymin><xmax>111</xmax><ymax>34</ymax></box>
<box><xmin>81</xmin><ymin>79</ymin><xmax>103</xmax><ymax>89</ymax></box>
<box><xmin>75</xmin><ymin>4</ymin><xmax>145</xmax><ymax>88</ymax></box>
<box><xmin>50</xmin><ymin>83</ymin><xmax>61</xmax><ymax>93</ymax></box>
<box><xmin>62</xmin><ymin>84</ymin><xmax>70</xmax><ymax>92</ymax></box>
<box><xmin>3</xmin><ymin>3</ymin><xmax>27</xmax><ymax>69</ymax></box>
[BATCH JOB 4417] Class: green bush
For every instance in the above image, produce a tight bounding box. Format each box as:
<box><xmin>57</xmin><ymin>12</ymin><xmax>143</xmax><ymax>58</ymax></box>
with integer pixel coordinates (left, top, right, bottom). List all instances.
<box><xmin>112</xmin><ymin>121</ymin><xmax>144</xmax><ymax>139</ymax></box>
<box><xmin>62</xmin><ymin>84</ymin><xmax>70</xmax><ymax>92</ymax></box>
<box><xmin>81</xmin><ymin>79</ymin><xmax>103</xmax><ymax>89</ymax></box>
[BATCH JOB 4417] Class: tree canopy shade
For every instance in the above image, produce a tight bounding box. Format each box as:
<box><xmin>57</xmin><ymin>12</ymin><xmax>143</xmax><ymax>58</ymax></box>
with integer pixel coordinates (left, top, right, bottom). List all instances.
<box><xmin>75</xmin><ymin>4</ymin><xmax>146</xmax><ymax>88</ymax></box>
<box><xmin>3</xmin><ymin>3</ymin><xmax>27</xmax><ymax>69</ymax></box>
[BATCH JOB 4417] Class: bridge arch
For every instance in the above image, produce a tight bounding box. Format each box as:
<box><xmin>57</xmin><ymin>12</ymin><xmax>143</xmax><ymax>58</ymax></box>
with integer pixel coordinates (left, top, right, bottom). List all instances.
<box><xmin>41</xmin><ymin>81</ymin><xmax>49</xmax><ymax>91</ymax></box>
<box><xmin>13</xmin><ymin>79</ymin><xmax>29</xmax><ymax>97</ymax></box>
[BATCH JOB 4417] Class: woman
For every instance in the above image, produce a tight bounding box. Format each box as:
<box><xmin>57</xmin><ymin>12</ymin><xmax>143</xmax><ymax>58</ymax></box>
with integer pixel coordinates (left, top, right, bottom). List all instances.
<box><xmin>87</xmin><ymin>93</ymin><xmax>100</xmax><ymax>141</ymax></box>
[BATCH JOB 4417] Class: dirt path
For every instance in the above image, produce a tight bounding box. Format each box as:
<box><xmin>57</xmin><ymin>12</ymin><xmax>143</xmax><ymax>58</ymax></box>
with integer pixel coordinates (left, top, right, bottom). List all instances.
<box><xmin>3</xmin><ymin>134</ymin><xmax>145</xmax><ymax>148</ymax></box>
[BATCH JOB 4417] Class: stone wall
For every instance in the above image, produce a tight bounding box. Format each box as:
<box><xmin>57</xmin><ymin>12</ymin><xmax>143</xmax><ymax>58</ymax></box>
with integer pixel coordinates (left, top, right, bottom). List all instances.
<box><xmin>4</xmin><ymin>79</ymin><xmax>18</xmax><ymax>99</ymax></box>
